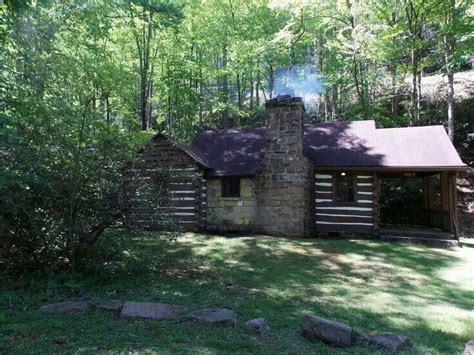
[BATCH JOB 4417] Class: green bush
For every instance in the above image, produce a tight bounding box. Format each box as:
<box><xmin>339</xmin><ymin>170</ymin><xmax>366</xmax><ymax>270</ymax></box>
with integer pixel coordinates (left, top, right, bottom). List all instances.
<box><xmin>0</xmin><ymin>108</ymin><xmax>148</xmax><ymax>274</ymax></box>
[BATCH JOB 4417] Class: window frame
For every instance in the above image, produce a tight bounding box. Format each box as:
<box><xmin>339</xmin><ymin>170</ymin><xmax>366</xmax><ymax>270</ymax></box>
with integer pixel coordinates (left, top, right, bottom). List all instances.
<box><xmin>333</xmin><ymin>173</ymin><xmax>357</xmax><ymax>204</ymax></box>
<box><xmin>221</xmin><ymin>177</ymin><xmax>241</xmax><ymax>198</ymax></box>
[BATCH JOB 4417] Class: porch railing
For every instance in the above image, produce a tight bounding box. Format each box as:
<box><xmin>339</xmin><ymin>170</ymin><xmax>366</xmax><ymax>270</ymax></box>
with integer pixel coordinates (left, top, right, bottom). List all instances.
<box><xmin>380</xmin><ymin>207</ymin><xmax>450</xmax><ymax>230</ymax></box>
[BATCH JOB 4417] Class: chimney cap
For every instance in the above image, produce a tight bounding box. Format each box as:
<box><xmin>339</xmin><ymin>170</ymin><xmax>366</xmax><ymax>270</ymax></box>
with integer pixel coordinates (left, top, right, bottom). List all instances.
<box><xmin>265</xmin><ymin>95</ymin><xmax>305</xmax><ymax>110</ymax></box>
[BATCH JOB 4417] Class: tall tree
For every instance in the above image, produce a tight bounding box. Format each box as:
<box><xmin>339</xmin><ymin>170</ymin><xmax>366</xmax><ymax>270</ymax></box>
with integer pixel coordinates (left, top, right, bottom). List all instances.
<box><xmin>444</xmin><ymin>0</ymin><xmax>456</xmax><ymax>141</ymax></box>
<box><xmin>401</xmin><ymin>0</ymin><xmax>443</xmax><ymax>125</ymax></box>
<box><xmin>126</xmin><ymin>0</ymin><xmax>182</xmax><ymax>130</ymax></box>
<box><xmin>438</xmin><ymin>0</ymin><xmax>471</xmax><ymax>141</ymax></box>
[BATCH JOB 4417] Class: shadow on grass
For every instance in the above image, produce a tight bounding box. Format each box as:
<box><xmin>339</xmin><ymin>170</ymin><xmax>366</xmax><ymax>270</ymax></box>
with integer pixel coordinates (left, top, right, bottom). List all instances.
<box><xmin>156</xmin><ymin>235</ymin><xmax>473</xmax><ymax>351</ymax></box>
<box><xmin>1</xmin><ymin>233</ymin><xmax>472</xmax><ymax>353</ymax></box>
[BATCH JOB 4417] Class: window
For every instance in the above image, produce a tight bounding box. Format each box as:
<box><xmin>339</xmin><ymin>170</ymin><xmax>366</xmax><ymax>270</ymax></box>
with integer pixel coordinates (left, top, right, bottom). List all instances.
<box><xmin>221</xmin><ymin>177</ymin><xmax>240</xmax><ymax>197</ymax></box>
<box><xmin>335</xmin><ymin>173</ymin><xmax>355</xmax><ymax>202</ymax></box>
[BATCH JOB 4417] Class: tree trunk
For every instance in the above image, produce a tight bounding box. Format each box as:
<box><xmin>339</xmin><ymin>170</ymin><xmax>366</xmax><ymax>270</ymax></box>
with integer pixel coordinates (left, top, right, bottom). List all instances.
<box><xmin>331</xmin><ymin>86</ymin><xmax>337</xmax><ymax>121</ymax></box>
<box><xmin>444</xmin><ymin>0</ymin><xmax>456</xmax><ymax>141</ymax></box>
<box><xmin>105</xmin><ymin>91</ymin><xmax>110</xmax><ymax>124</ymax></box>
<box><xmin>353</xmin><ymin>57</ymin><xmax>367</xmax><ymax>119</ymax></box>
<box><xmin>236</xmin><ymin>72</ymin><xmax>242</xmax><ymax>107</ymax></box>
<box><xmin>256</xmin><ymin>62</ymin><xmax>260</xmax><ymax>106</ymax></box>
<box><xmin>198</xmin><ymin>49</ymin><xmax>203</xmax><ymax>126</ymax></box>
<box><xmin>446</xmin><ymin>70</ymin><xmax>454</xmax><ymax>140</ymax></box>
<box><xmin>222</xmin><ymin>44</ymin><xmax>229</xmax><ymax>128</ymax></box>
<box><xmin>258</xmin><ymin>80</ymin><xmax>267</xmax><ymax>102</ymax></box>
<box><xmin>324</xmin><ymin>92</ymin><xmax>329</xmax><ymax>121</ymax></box>
<box><xmin>417</xmin><ymin>69</ymin><xmax>422</xmax><ymax>120</ymax></box>
<box><xmin>129</xmin><ymin>4</ymin><xmax>154</xmax><ymax>131</ymax></box>
<box><xmin>409</xmin><ymin>46</ymin><xmax>418</xmax><ymax>126</ymax></box>
<box><xmin>147</xmin><ymin>79</ymin><xmax>153</xmax><ymax>128</ymax></box>
<box><xmin>390</xmin><ymin>65</ymin><xmax>399</xmax><ymax>119</ymax></box>
<box><xmin>167</xmin><ymin>93</ymin><xmax>172</xmax><ymax>129</ymax></box>
<box><xmin>249</xmin><ymin>68</ymin><xmax>254</xmax><ymax>110</ymax></box>
<box><xmin>267</xmin><ymin>64</ymin><xmax>274</xmax><ymax>99</ymax></box>
<box><xmin>140</xmin><ymin>73</ymin><xmax>148</xmax><ymax>130</ymax></box>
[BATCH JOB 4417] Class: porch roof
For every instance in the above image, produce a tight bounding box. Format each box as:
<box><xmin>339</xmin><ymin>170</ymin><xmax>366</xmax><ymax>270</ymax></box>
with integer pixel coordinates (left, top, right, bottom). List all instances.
<box><xmin>306</xmin><ymin>121</ymin><xmax>467</xmax><ymax>171</ymax></box>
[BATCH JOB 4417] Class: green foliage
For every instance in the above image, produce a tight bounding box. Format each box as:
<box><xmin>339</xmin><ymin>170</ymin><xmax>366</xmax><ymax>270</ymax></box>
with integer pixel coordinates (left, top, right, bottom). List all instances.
<box><xmin>0</xmin><ymin>0</ymin><xmax>471</xmax><ymax>273</ymax></box>
<box><xmin>0</xmin><ymin>2</ymin><xmax>149</xmax><ymax>273</ymax></box>
<box><xmin>0</xmin><ymin>105</ymin><xmax>148</xmax><ymax>272</ymax></box>
<box><xmin>1</xmin><ymin>0</ymin><xmax>472</xmax><ymax>139</ymax></box>
<box><xmin>380</xmin><ymin>178</ymin><xmax>424</xmax><ymax>209</ymax></box>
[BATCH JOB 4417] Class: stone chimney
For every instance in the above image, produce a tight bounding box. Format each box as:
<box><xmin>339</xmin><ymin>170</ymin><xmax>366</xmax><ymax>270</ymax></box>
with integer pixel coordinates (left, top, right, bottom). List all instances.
<box><xmin>256</xmin><ymin>95</ymin><xmax>313</xmax><ymax>236</ymax></box>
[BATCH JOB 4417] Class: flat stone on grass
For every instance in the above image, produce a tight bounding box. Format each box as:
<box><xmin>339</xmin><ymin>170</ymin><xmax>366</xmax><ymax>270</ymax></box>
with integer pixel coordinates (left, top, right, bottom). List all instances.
<box><xmin>246</xmin><ymin>317</ymin><xmax>269</xmax><ymax>333</ymax></box>
<box><xmin>302</xmin><ymin>314</ymin><xmax>353</xmax><ymax>347</ymax></box>
<box><xmin>120</xmin><ymin>301</ymin><xmax>185</xmax><ymax>320</ymax></box>
<box><xmin>361</xmin><ymin>332</ymin><xmax>411</xmax><ymax>351</ymax></box>
<box><xmin>95</xmin><ymin>299</ymin><xmax>124</xmax><ymax>312</ymax></box>
<box><xmin>187</xmin><ymin>308</ymin><xmax>236</xmax><ymax>326</ymax></box>
<box><xmin>38</xmin><ymin>301</ymin><xmax>90</xmax><ymax>314</ymax></box>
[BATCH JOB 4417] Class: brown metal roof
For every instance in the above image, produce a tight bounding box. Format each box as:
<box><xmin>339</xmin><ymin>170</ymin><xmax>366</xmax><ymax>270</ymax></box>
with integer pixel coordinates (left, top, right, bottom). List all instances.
<box><xmin>189</xmin><ymin>121</ymin><xmax>466</xmax><ymax>177</ymax></box>
<box><xmin>373</xmin><ymin>126</ymin><xmax>465</xmax><ymax>168</ymax></box>
<box><xmin>190</xmin><ymin>128</ymin><xmax>266</xmax><ymax>176</ymax></box>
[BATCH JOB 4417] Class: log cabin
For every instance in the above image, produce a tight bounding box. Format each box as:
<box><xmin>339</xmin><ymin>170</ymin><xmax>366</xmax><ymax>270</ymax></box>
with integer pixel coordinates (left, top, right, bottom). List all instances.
<box><xmin>125</xmin><ymin>95</ymin><xmax>467</xmax><ymax>240</ymax></box>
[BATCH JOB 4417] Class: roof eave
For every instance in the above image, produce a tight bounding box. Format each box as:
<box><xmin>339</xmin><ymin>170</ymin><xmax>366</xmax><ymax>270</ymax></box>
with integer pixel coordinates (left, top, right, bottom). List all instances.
<box><xmin>314</xmin><ymin>165</ymin><xmax>469</xmax><ymax>172</ymax></box>
<box><xmin>205</xmin><ymin>172</ymin><xmax>257</xmax><ymax>178</ymax></box>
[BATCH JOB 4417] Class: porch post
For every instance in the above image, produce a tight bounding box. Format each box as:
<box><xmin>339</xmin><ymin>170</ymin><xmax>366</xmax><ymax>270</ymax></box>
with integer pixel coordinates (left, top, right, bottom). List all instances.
<box><xmin>448</xmin><ymin>172</ymin><xmax>458</xmax><ymax>237</ymax></box>
<box><xmin>440</xmin><ymin>172</ymin><xmax>450</xmax><ymax>231</ymax></box>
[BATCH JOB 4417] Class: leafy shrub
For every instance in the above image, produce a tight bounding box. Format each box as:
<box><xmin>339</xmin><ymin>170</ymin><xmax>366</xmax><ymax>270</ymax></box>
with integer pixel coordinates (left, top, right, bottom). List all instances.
<box><xmin>0</xmin><ymin>108</ymin><xmax>149</xmax><ymax>274</ymax></box>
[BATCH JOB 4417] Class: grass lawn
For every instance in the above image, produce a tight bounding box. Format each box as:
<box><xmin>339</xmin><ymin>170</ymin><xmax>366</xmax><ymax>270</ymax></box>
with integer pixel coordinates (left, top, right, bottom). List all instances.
<box><xmin>1</xmin><ymin>233</ymin><xmax>473</xmax><ymax>354</ymax></box>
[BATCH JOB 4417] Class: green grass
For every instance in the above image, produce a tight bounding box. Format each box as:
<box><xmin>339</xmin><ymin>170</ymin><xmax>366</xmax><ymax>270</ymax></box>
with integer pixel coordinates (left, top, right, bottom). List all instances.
<box><xmin>1</xmin><ymin>233</ymin><xmax>473</xmax><ymax>354</ymax></box>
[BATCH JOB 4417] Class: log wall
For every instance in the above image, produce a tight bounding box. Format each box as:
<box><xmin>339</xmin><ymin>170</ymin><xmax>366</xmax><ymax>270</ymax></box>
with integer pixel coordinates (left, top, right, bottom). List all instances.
<box><xmin>314</xmin><ymin>172</ymin><xmax>376</xmax><ymax>237</ymax></box>
<box><xmin>124</xmin><ymin>135</ymin><xmax>206</xmax><ymax>231</ymax></box>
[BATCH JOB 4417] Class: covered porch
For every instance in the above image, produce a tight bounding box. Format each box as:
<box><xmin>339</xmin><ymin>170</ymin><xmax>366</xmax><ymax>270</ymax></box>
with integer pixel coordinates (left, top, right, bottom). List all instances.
<box><xmin>377</xmin><ymin>170</ymin><xmax>458</xmax><ymax>236</ymax></box>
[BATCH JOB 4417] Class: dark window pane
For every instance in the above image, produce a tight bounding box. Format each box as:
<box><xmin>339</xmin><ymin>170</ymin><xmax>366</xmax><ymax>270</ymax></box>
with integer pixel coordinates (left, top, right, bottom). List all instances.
<box><xmin>336</xmin><ymin>175</ymin><xmax>354</xmax><ymax>202</ymax></box>
<box><xmin>222</xmin><ymin>177</ymin><xmax>240</xmax><ymax>197</ymax></box>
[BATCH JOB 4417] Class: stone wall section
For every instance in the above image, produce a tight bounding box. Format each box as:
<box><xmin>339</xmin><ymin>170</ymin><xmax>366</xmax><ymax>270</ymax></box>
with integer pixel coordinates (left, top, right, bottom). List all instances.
<box><xmin>206</xmin><ymin>178</ymin><xmax>257</xmax><ymax>232</ymax></box>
